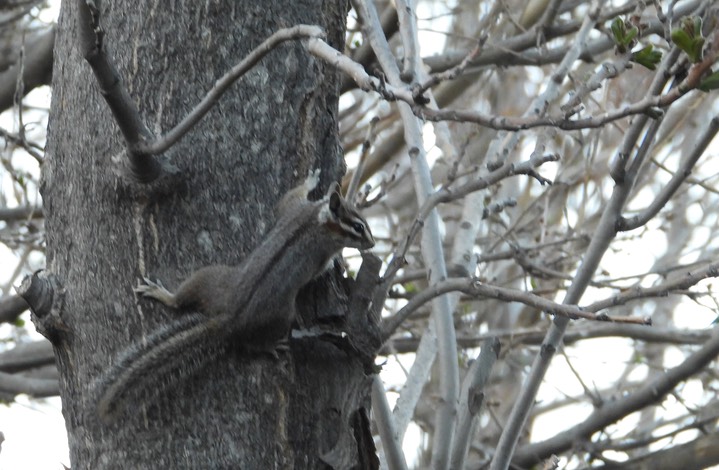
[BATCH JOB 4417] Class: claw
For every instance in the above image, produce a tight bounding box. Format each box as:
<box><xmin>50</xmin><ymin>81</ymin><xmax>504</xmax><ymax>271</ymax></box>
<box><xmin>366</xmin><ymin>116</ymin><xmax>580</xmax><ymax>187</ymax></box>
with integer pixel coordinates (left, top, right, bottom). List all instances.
<box><xmin>274</xmin><ymin>338</ymin><xmax>290</xmax><ymax>353</ymax></box>
<box><xmin>132</xmin><ymin>277</ymin><xmax>175</xmax><ymax>307</ymax></box>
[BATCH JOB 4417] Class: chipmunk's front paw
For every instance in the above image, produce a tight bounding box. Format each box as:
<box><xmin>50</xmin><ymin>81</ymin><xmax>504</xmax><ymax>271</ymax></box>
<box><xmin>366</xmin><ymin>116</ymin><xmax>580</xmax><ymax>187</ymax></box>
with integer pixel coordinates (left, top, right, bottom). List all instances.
<box><xmin>133</xmin><ymin>277</ymin><xmax>176</xmax><ymax>307</ymax></box>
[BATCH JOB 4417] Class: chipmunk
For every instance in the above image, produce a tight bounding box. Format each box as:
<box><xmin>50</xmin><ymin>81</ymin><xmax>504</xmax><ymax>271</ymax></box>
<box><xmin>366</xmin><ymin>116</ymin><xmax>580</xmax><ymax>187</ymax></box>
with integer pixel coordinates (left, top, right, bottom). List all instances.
<box><xmin>95</xmin><ymin>171</ymin><xmax>374</xmax><ymax>421</ymax></box>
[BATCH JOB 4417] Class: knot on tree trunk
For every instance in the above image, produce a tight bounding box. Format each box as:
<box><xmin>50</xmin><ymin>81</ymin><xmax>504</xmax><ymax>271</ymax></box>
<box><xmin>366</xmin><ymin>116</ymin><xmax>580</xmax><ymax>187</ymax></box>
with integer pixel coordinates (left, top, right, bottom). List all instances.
<box><xmin>17</xmin><ymin>270</ymin><xmax>68</xmax><ymax>344</ymax></box>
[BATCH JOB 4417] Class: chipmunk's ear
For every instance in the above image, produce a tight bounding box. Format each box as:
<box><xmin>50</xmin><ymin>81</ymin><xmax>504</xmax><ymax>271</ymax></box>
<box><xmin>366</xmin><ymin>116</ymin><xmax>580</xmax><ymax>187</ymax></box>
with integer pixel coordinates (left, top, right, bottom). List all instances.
<box><xmin>326</xmin><ymin>181</ymin><xmax>341</xmax><ymax>197</ymax></box>
<box><xmin>328</xmin><ymin>182</ymin><xmax>342</xmax><ymax>214</ymax></box>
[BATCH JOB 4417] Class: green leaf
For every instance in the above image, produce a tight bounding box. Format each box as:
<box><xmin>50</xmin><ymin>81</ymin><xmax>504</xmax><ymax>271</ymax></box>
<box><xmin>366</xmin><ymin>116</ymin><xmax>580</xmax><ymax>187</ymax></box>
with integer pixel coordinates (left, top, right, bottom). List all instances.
<box><xmin>689</xmin><ymin>38</ymin><xmax>705</xmax><ymax>63</ymax></box>
<box><xmin>610</xmin><ymin>17</ymin><xmax>639</xmax><ymax>53</ymax></box>
<box><xmin>624</xmin><ymin>26</ymin><xmax>638</xmax><ymax>45</ymax></box>
<box><xmin>671</xmin><ymin>28</ymin><xmax>692</xmax><ymax>51</ymax></box>
<box><xmin>611</xmin><ymin>17</ymin><xmax>624</xmax><ymax>41</ymax></box>
<box><xmin>694</xmin><ymin>16</ymin><xmax>703</xmax><ymax>35</ymax></box>
<box><xmin>632</xmin><ymin>45</ymin><xmax>663</xmax><ymax>70</ymax></box>
<box><xmin>678</xmin><ymin>16</ymin><xmax>701</xmax><ymax>36</ymax></box>
<box><xmin>671</xmin><ymin>16</ymin><xmax>705</xmax><ymax>63</ymax></box>
<box><xmin>12</xmin><ymin>318</ymin><xmax>25</xmax><ymax>327</ymax></box>
<box><xmin>699</xmin><ymin>71</ymin><xmax>719</xmax><ymax>92</ymax></box>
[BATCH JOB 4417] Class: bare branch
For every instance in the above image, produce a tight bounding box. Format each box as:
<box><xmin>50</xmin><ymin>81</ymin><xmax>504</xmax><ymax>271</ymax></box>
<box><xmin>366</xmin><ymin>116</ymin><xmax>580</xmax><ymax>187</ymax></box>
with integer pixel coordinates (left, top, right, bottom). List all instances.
<box><xmin>490</xmin><ymin>6</ymin><xmax>646</xmax><ymax>467</ymax></box>
<box><xmin>381</xmin><ymin>278</ymin><xmax>651</xmax><ymax>342</ymax></box>
<box><xmin>140</xmin><ymin>25</ymin><xmax>326</xmax><ymax>156</ymax></box>
<box><xmin>590</xmin><ymin>432</ymin><xmax>719</xmax><ymax>469</ymax></box>
<box><xmin>395</xmin><ymin>0</ymin><xmax>418</xmax><ymax>83</ymax></box>
<box><xmin>512</xmin><ymin>329</ymin><xmax>719</xmax><ymax>467</ymax></box>
<box><xmin>585</xmin><ymin>261</ymin><xmax>719</xmax><ymax>312</ymax></box>
<box><xmin>450</xmin><ymin>337</ymin><xmax>500</xmax><ymax>469</ymax></box>
<box><xmin>76</xmin><ymin>0</ymin><xmax>161</xmax><ymax>182</ymax></box>
<box><xmin>415</xmin><ymin>83</ymin><xmax>688</xmax><ymax>131</ymax></box>
<box><xmin>0</xmin><ymin>294</ymin><xmax>28</xmax><ymax>324</ymax></box>
<box><xmin>0</xmin><ymin>126</ymin><xmax>44</xmax><ymax>163</ymax></box>
<box><xmin>0</xmin><ymin>370</ymin><xmax>59</xmax><ymax>397</ymax></box>
<box><xmin>345</xmin><ymin>116</ymin><xmax>378</xmax><ymax>203</ymax></box>
<box><xmin>317</xmin><ymin>30</ymin><xmax>702</xmax><ymax>135</ymax></box>
<box><xmin>534</xmin><ymin>0</ymin><xmax>564</xmax><ymax>31</ymax></box>
<box><xmin>618</xmin><ymin>115</ymin><xmax>719</xmax><ymax>231</ymax></box>
<box><xmin>78</xmin><ymin>0</ymin><xmax>326</xmax><ymax>182</ymax></box>
<box><xmin>306</xmin><ymin>37</ymin><xmax>418</xmax><ymax>104</ymax></box>
<box><xmin>421</xmin><ymin>1</ymin><xmax>698</xmax><ymax>74</ymax></box>
<box><xmin>354</xmin><ymin>0</ymin><xmax>460</xmax><ymax>466</ymax></box>
<box><xmin>0</xmin><ymin>340</ymin><xmax>54</xmax><ymax>373</ymax></box>
<box><xmin>383</xmin><ymin>154</ymin><xmax>558</xmax><ymax>283</ymax></box>
<box><xmin>408</xmin><ymin>2</ymin><xmax>714</xmax><ymax>131</ymax></box>
<box><xmin>381</xmin><ymin>325</ymin><xmax>712</xmax><ymax>355</ymax></box>
<box><xmin>341</xmin><ymin>4</ymin><xmax>398</xmax><ymax>93</ymax></box>
<box><xmin>0</xmin><ymin>205</ymin><xmax>42</xmax><ymax>222</ymax></box>
<box><xmin>372</xmin><ymin>376</ymin><xmax>409</xmax><ymax>470</ymax></box>
<box><xmin>0</xmin><ymin>26</ymin><xmax>53</xmax><ymax>114</ymax></box>
<box><xmin>411</xmin><ymin>34</ymin><xmax>487</xmax><ymax>101</ymax></box>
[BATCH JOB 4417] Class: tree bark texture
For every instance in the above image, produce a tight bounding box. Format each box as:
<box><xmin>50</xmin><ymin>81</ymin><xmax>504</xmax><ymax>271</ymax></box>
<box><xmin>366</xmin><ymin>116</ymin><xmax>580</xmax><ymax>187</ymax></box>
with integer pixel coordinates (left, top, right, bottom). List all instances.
<box><xmin>42</xmin><ymin>1</ymin><xmax>378</xmax><ymax>468</ymax></box>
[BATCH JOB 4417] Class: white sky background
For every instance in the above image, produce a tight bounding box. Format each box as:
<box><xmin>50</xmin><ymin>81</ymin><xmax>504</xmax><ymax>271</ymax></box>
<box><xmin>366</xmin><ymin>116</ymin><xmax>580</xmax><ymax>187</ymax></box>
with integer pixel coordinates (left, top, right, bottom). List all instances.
<box><xmin>0</xmin><ymin>4</ymin><xmax>67</xmax><ymax>469</ymax></box>
<box><xmin>1</xmin><ymin>1</ymin><xmax>719</xmax><ymax>469</ymax></box>
<box><xmin>0</xmin><ymin>101</ymin><xmax>68</xmax><ymax>469</ymax></box>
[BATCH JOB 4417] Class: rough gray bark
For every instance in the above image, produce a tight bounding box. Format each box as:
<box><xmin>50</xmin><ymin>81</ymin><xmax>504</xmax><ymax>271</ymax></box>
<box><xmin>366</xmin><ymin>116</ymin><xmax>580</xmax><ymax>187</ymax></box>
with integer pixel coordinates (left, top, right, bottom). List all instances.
<box><xmin>40</xmin><ymin>0</ymin><xmax>379</xmax><ymax>468</ymax></box>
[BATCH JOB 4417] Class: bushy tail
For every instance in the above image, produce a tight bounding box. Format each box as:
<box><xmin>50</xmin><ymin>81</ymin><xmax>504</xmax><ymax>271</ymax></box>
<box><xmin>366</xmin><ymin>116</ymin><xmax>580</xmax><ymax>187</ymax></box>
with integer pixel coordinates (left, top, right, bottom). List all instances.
<box><xmin>94</xmin><ymin>314</ymin><xmax>232</xmax><ymax>423</ymax></box>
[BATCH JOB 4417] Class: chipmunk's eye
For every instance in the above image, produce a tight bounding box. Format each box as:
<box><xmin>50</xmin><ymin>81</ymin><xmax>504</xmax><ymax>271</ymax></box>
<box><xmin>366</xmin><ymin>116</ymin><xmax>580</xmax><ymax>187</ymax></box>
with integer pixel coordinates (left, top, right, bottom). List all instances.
<box><xmin>352</xmin><ymin>222</ymin><xmax>365</xmax><ymax>234</ymax></box>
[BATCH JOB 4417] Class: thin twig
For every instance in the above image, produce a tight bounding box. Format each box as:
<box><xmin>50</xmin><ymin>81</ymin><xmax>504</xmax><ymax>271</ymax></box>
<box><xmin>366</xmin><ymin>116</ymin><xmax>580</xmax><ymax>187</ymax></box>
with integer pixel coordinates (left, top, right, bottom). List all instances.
<box><xmin>382</xmin><ymin>154</ymin><xmax>559</xmax><ymax>283</ymax></box>
<box><xmin>585</xmin><ymin>262</ymin><xmax>719</xmax><ymax>312</ymax></box>
<box><xmin>306</xmin><ymin>37</ymin><xmax>419</xmax><ymax>104</ymax></box>
<box><xmin>354</xmin><ymin>0</ymin><xmax>459</xmax><ymax>466</ymax></box>
<box><xmin>139</xmin><ymin>25</ymin><xmax>327</xmax><ymax>156</ymax></box>
<box><xmin>417</xmin><ymin>13</ymin><xmax>719</xmax><ymax>131</ymax></box>
<box><xmin>618</xmin><ymin>114</ymin><xmax>719</xmax><ymax>231</ymax></box>
<box><xmin>380</xmin><ymin>324</ymin><xmax>712</xmax><ymax>355</ymax></box>
<box><xmin>346</xmin><ymin>116</ymin><xmax>379</xmax><ymax>203</ymax></box>
<box><xmin>512</xmin><ymin>328</ymin><xmax>719</xmax><ymax>467</ymax></box>
<box><xmin>411</xmin><ymin>34</ymin><xmax>487</xmax><ymax>100</ymax></box>
<box><xmin>381</xmin><ymin>277</ymin><xmax>653</xmax><ymax>341</ymax></box>
<box><xmin>0</xmin><ymin>126</ymin><xmax>44</xmax><ymax>163</ymax></box>
<box><xmin>78</xmin><ymin>1</ymin><xmax>329</xmax><ymax>182</ymax></box>
<box><xmin>490</xmin><ymin>7</ymin><xmax>631</xmax><ymax>468</ymax></box>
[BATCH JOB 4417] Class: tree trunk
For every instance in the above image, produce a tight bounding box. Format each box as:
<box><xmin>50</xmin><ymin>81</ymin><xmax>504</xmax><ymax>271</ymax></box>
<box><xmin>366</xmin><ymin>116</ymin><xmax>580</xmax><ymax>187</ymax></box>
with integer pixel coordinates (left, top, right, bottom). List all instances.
<box><xmin>39</xmin><ymin>0</ymin><xmax>379</xmax><ymax>468</ymax></box>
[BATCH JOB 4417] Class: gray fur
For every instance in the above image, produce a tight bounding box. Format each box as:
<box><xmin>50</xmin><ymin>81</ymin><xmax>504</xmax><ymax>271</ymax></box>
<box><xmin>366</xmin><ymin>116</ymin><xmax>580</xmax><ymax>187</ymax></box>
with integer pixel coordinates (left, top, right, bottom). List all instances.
<box><xmin>95</xmin><ymin>181</ymin><xmax>374</xmax><ymax>422</ymax></box>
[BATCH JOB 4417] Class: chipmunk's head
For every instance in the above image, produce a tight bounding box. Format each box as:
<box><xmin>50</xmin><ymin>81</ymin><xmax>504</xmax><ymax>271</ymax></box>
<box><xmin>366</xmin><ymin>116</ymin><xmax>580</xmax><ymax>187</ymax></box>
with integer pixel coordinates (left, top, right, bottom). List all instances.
<box><xmin>319</xmin><ymin>183</ymin><xmax>375</xmax><ymax>250</ymax></box>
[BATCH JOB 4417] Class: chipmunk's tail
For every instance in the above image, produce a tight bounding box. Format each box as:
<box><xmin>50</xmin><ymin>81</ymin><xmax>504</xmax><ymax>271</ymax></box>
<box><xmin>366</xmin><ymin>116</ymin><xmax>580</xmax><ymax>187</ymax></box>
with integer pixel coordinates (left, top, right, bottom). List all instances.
<box><xmin>94</xmin><ymin>314</ymin><xmax>231</xmax><ymax>423</ymax></box>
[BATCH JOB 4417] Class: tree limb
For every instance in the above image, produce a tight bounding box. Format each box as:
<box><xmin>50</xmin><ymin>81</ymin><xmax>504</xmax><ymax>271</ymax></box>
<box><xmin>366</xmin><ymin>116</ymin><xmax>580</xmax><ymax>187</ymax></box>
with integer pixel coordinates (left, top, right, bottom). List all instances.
<box><xmin>0</xmin><ymin>370</ymin><xmax>59</xmax><ymax>397</ymax></box>
<box><xmin>0</xmin><ymin>294</ymin><xmax>27</xmax><ymax>324</ymax></box>
<box><xmin>0</xmin><ymin>26</ymin><xmax>54</xmax><ymax>114</ymax></box>
<box><xmin>0</xmin><ymin>340</ymin><xmax>54</xmax><ymax>373</ymax></box>
<box><xmin>354</xmin><ymin>0</ymin><xmax>460</xmax><ymax>467</ymax></box>
<box><xmin>512</xmin><ymin>328</ymin><xmax>719</xmax><ymax>467</ymax></box>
